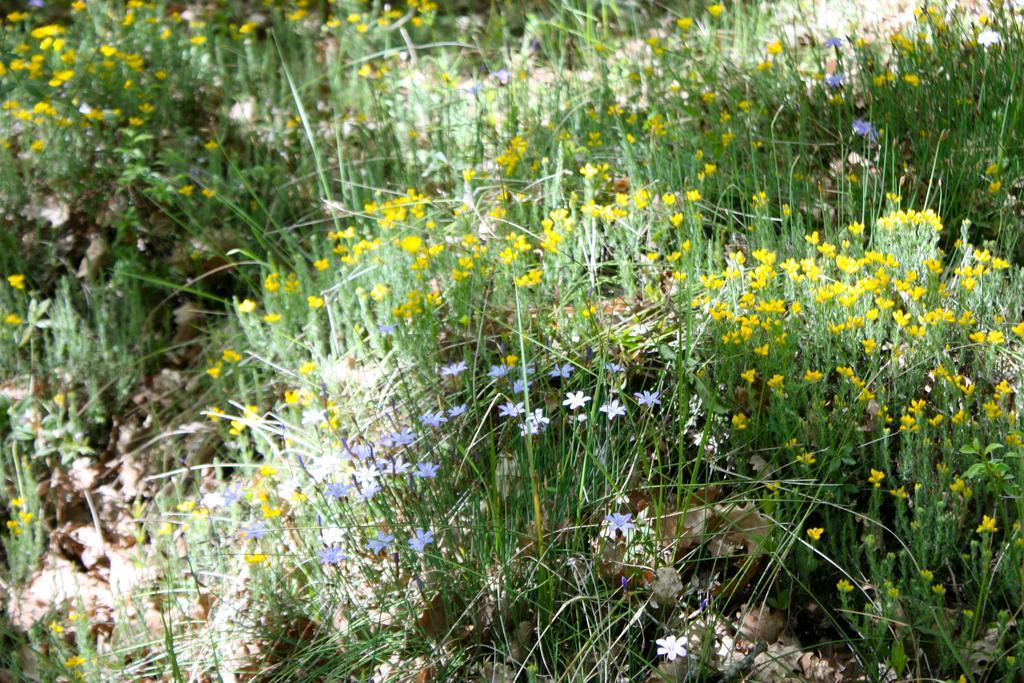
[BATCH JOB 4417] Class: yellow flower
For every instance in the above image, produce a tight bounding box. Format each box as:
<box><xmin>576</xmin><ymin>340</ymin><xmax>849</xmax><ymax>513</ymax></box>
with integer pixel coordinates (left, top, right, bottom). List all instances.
<box><xmin>262</xmin><ymin>313</ymin><xmax>281</xmax><ymax>323</ymax></box>
<box><xmin>767</xmin><ymin>40</ymin><xmax>782</xmax><ymax>55</ymax></box>
<box><xmin>222</xmin><ymin>349</ymin><xmax>242</xmax><ymax>363</ymax></box>
<box><xmin>6</xmin><ymin>274</ymin><xmax>25</xmax><ymax>289</ymax></box>
<box><xmin>976</xmin><ymin>515</ymin><xmax>998</xmax><ymax>534</ymax></box>
<box><xmin>707</xmin><ymin>4</ymin><xmax>724</xmax><ymax>17</ymax></box>
<box><xmin>836</xmin><ymin>579</ymin><xmax>854</xmax><ymax>593</ymax></box>
<box><xmin>803</xmin><ymin>370</ymin><xmax>823</xmax><ymax>382</ymax></box>
<box><xmin>806</xmin><ymin>527</ymin><xmax>824</xmax><ymax>541</ymax></box>
<box><xmin>868</xmin><ymin>469</ymin><xmax>885</xmax><ymax>488</ymax></box>
<box><xmin>740</xmin><ymin>369</ymin><xmax>756</xmax><ymax>383</ymax></box>
<box><xmin>307</xmin><ymin>295</ymin><xmax>325</xmax><ymax>309</ymax></box>
<box><xmin>399</xmin><ymin>235</ymin><xmax>422</xmax><ymax>254</ymax></box>
<box><xmin>861</xmin><ymin>338</ymin><xmax>877</xmax><ymax>354</ymax></box>
<box><xmin>237</xmin><ymin>299</ymin><xmax>256</xmax><ymax>313</ymax></box>
<box><xmin>64</xmin><ymin>656</ymin><xmax>86</xmax><ymax>668</ymax></box>
<box><xmin>579</xmin><ymin>163</ymin><xmax>599</xmax><ymax>179</ymax></box>
<box><xmin>796</xmin><ymin>451</ymin><xmax>816</xmax><ymax>465</ymax></box>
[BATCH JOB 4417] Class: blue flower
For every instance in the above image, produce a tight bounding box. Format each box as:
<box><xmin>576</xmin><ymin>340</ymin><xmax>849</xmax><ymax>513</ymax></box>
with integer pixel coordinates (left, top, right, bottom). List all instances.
<box><xmin>824</xmin><ymin>73</ymin><xmax>844</xmax><ymax>89</ymax></box>
<box><xmin>512</xmin><ymin>378</ymin><xmax>533</xmax><ymax>394</ymax></box>
<box><xmin>440</xmin><ymin>360</ymin><xmax>468</xmax><ymax>378</ymax></box>
<box><xmin>408</xmin><ymin>528</ymin><xmax>434</xmax><ymax>553</ymax></box>
<box><xmin>389</xmin><ymin>428</ymin><xmax>417</xmax><ymax>447</ymax></box>
<box><xmin>852</xmin><ymin>118</ymin><xmax>878</xmax><ymax>142</ymax></box>
<box><xmin>387</xmin><ymin>457</ymin><xmax>412</xmax><ymax>475</ymax></box>
<box><xmin>824</xmin><ymin>36</ymin><xmax>842</xmax><ymax>48</ymax></box>
<box><xmin>326</xmin><ymin>482</ymin><xmax>353</xmax><ymax>499</ymax></box>
<box><xmin>367</xmin><ymin>531</ymin><xmax>395</xmax><ymax>554</ymax></box>
<box><xmin>319</xmin><ymin>546</ymin><xmax>349</xmax><ymax>565</ymax></box>
<box><xmin>348</xmin><ymin>443</ymin><xmax>374</xmax><ymax>460</ymax></box>
<box><xmin>488</xmin><ymin>364</ymin><xmax>511</xmax><ymax>379</ymax></box>
<box><xmin>240</xmin><ymin>520</ymin><xmax>268</xmax><ymax>540</ymax></box>
<box><xmin>414</xmin><ymin>462</ymin><xmax>439</xmax><ymax>479</ymax></box>
<box><xmin>419</xmin><ymin>411</ymin><xmax>448</xmax><ymax>428</ymax></box>
<box><xmin>549</xmin><ymin>363</ymin><xmax>574</xmax><ymax>379</ymax></box>
<box><xmin>448</xmin><ymin>404</ymin><xmax>468</xmax><ymax>418</ymax></box>
<box><xmin>604</xmin><ymin>512</ymin><xmax>635</xmax><ymax>534</ymax></box>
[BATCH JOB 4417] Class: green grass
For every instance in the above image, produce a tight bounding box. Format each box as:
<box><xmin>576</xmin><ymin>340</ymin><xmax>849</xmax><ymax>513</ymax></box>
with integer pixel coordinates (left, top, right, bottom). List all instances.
<box><xmin>2</xmin><ymin>1</ymin><xmax>1024</xmax><ymax>681</ymax></box>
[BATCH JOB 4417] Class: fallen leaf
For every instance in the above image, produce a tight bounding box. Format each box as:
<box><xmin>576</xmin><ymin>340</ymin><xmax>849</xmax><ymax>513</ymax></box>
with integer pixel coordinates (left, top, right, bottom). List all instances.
<box><xmin>737</xmin><ymin>603</ymin><xmax>785</xmax><ymax>644</ymax></box>
<box><xmin>651</xmin><ymin>566</ymin><xmax>684</xmax><ymax>607</ymax></box>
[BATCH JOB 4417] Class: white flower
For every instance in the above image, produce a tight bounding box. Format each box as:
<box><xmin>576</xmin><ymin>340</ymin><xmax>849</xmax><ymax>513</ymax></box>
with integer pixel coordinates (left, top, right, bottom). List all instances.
<box><xmin>498</xmin><ymin>401</ymin><xmax>526</xmax><ymax>418</ymax></box>
<box><xmin>307</xmin><ymin>454</ymin><xmax>347</xmax><ymax>482</ymax></box>
<box><xmin>321</xmin><ymin>526</ymin><xmax>346</xmax><ymax>545</ymax></box>
<box><xmin>656</xmin><ymin>634</ymin><xmax>689</xmax><ymax>661</ymax></box>
<box><xmin>977</xmin><ymin>29</ymin><xmax>1001</xmax><ymax>48</ymax></box>
<box><xmin>599</xmin><ymin>399</ymin><xmax>627</xmax><ymax>421</ymax></box>
<box><xmin>353</xmin><ymin>465</ymin><xmax>379</xmax><ymax>487</ymax></box>
<box><xmin>519</xmin><ymin>409</ymin><xmax>550</xmax><ymax>436</ymax></box>
<box><xmin>634</xmin><ymin>390</ymin><xmax>661</xmax><ymax>407</ymax></box>
<box><xmin>563</xmin><ymin>391</ymin><xmax>592</xmax><ymax>410</ymax></box>
<box><xmin>301</xmin><ymin>407</ymin><xmax>327</xmax><ymax>426</ymax></box>
<box><xmin>199</xmin><ymin>491</ymin><xmax>227</xmax><ymax>509</ymax></box>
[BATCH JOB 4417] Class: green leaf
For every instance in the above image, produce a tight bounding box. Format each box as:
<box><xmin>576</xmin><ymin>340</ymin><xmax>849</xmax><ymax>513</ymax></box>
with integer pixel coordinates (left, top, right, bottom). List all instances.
<box><xmin>890</xmin><ymin>640</ymin><xmax>907</xmax><ymax>677</ymax></box>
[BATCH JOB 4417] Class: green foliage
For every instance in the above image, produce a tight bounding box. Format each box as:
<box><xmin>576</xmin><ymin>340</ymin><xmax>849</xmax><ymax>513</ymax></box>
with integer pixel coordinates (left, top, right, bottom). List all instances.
<box><xmin>2</xmin><ymin>1</ymin><xmax>1024</xmax><ymax>681</ymax></box>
